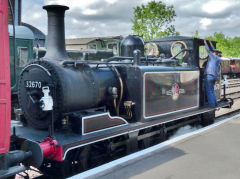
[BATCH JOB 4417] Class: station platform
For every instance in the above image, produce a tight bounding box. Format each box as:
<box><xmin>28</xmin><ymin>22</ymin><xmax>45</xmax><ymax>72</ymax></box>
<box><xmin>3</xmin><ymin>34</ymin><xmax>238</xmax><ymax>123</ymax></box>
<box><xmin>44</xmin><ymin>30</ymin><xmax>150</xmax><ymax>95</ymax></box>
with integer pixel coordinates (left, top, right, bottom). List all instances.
<box><xmin>71</xmin><ymin>113</ymin><xmax>240</xmax><ymax>179</ymax></box>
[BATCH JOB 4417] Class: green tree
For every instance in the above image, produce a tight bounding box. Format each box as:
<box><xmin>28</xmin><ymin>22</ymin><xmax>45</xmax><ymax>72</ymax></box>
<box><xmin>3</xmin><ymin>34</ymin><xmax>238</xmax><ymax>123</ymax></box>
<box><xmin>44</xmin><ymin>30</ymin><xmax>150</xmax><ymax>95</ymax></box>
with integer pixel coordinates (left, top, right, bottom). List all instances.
<box><xmin>206</xmin><ymin>32</ymin><xmax>240</xmax><ymax>57</ymax></box>
<box><xmin>131</xmin><ymin>1</ymin><xmax>179</xmax><ymax>41</ymax></box>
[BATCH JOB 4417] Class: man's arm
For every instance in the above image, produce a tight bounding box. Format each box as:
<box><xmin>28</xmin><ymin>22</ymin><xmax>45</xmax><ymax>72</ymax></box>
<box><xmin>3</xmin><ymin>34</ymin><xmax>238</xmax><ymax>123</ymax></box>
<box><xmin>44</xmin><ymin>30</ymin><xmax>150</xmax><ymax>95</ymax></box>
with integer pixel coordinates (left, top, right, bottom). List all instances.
<box><xmin>204</xmin><ymin>39</ymin><xmax>211</xmax><ymax>52</ymax></box>
<box><xmin>204</xmin><ymin>39</ymin><xmax>215</xmax><ymax>59</ymax></box>
<box><xmin>208</xmin><ymin>40</ymin><xmax>222</xmax><ymax>61</ymax></box>
<box><xmin>208</xmin><ymin>40</ymin><xmax>215</xmax><ymax>50</ymax></box>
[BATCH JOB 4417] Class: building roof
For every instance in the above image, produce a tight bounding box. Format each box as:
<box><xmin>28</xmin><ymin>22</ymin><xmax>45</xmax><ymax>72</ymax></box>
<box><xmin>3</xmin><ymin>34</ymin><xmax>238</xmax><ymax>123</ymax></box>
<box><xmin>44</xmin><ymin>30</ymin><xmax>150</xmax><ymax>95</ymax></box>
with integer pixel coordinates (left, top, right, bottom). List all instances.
<box><xmin>8</xmin><ymin>25</ymin><xmax>34</xmax><ymax>39</ymax></box>
<box><xmin>146</xmin><ymin>36</ymin><xmax>198</xmax><ymax>42</ymax></box>
<box><xmin>66</xmin><ymin>35</ymin><xmax>123</xmax><ymax>45</ymax></box>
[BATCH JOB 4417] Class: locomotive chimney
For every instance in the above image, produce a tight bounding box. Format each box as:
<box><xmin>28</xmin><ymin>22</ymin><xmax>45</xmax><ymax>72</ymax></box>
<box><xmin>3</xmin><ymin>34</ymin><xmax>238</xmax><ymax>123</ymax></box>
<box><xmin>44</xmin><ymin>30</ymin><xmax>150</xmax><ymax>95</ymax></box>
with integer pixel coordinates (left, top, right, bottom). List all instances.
<box><xmin>43</xmin><ymin>5</ymin><xmax>69</xmax><ymax>60</ymax></box>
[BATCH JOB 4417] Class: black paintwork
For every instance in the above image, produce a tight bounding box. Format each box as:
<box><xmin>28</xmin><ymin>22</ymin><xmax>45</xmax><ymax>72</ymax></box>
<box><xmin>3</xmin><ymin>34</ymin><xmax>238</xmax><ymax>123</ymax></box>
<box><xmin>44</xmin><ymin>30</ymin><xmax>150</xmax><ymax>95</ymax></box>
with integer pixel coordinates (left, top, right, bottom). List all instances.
<box><xmin>144</xmin><ymin>71</ymin><xmax>199</xmax><ymax>118</ymax></box>
<box><xmin>120</xmin><ymin>35</ymin><xmax>144</xmax><ymax>57</ymax></box>
<box><xmin>147</xmin><ymin>36</ymin><xmax>216</xmax><ymax>67</ymax></box>
<box><xmin>18</xmin><ymin>60</ymin><xmax>119</xmax><ymax>129</ymax></box>
<box><xmin>117</xmin><ymin>65</ymin><xmax>200</xmax><ymax>123</ymax></box>
<box><xmin>43</xmin><ymin>5</ymin><xmax>69</xmax><ymax>61</ymax></box>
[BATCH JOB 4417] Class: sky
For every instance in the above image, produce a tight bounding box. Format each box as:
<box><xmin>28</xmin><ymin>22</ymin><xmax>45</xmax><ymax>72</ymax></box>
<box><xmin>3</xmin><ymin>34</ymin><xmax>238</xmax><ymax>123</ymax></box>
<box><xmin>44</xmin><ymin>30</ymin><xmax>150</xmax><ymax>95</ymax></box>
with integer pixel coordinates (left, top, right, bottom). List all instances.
<box><xmin>22</xmin><ymin>0</ymin><xmax>240</xmax><ymax>39</ymax></box>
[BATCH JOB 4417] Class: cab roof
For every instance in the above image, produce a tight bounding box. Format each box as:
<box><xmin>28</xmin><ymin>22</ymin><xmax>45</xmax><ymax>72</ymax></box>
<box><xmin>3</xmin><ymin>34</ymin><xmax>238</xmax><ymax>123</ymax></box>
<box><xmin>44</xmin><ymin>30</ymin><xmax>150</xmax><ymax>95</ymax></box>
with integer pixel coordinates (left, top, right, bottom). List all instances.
<box><xmin>8</xmin><ymin>25</ymin><xmax>34</xmax><ymax>40</ymax></box>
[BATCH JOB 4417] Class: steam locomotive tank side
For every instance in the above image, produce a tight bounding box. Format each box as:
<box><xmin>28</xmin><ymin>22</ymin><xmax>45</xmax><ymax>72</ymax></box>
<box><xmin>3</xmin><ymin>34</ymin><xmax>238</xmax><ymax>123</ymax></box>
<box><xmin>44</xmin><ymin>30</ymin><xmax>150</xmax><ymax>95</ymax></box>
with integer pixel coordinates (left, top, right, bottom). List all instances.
<box><xmin>18</xmin><ymin>5</ymin><xmax>119</xmax><ymax>129</ymax></box>
<box><xmin>116</xmin><ymin>65</ymin><xmax>199</xmax><ymax>123</ymax></box>
<box><xmin>119</xmin><ymin>37</ymin><xmax>200</xmax><ymax>122</ymax></box>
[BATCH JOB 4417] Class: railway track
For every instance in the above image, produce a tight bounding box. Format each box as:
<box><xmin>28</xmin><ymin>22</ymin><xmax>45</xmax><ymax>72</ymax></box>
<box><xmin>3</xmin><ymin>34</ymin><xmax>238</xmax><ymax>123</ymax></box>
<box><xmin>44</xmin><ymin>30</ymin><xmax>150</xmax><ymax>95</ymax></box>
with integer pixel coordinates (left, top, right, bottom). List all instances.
<box><xmin>221</xmin><ymin>78</ymin><xmax>240</xmax><ymax>99</ymax></box>
<box><xmin>222</xmin><ymin>78</ymin><xmax>240</xmax><ymax>88</ymax></box>
<box><xmin>223</xmin><ymin>91</ymin><xmax>240</xmax><ymax>99</ymax></box>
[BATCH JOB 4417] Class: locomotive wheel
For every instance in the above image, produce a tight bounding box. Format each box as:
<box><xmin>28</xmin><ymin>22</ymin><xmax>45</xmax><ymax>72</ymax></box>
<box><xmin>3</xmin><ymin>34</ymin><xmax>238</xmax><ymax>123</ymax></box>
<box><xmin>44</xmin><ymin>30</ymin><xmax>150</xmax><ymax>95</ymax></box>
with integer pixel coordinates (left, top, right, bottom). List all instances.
<box><xmin>201</xmin><ymin>110</ymin><xmax>215</xmax><ymax>126</ymax></box>
<box><xmin>78</xmin><ymin>145</ymin><xmax>91</xmax><ymax>171</ymax></box>
<box><xmin>139</xmin><ymin>126</ymin><xmax>166</xmax><ymax>149</ymax></box>
<box><xmin>39</xmin><ymin>146</ymin><xmax>92</xmax><ymax>178</ymax></box>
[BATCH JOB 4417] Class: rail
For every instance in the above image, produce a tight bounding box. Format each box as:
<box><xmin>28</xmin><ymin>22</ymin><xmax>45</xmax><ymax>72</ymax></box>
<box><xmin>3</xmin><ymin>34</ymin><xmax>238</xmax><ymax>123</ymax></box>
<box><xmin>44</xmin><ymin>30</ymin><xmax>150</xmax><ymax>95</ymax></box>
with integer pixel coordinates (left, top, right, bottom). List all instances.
<box><xmin>221</xmin><ymin>78</ymin><xmax>240</xmax><ymax>99</ymax></box>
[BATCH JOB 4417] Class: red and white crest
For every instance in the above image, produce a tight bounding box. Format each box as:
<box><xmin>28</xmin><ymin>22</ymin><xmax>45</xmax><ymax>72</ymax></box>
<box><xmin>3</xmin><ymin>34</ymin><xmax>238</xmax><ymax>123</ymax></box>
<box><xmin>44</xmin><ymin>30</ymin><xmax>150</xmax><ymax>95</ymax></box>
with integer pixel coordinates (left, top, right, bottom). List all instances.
<box><xmin>172</xmin><ymin>83</ymin><xmax>180</xmax><ymax>100</ymax></box>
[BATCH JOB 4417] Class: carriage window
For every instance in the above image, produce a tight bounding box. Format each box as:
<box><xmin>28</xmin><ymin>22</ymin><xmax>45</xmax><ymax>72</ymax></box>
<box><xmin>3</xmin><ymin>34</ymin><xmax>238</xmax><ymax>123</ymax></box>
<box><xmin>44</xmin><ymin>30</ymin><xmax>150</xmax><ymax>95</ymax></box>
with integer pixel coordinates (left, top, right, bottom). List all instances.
<box><xmin>107</xmin><ymin>43</ymin><xmax>117</xmax><ymax>55</ymax></box>
<box><xmin>88</xmin><ymin>44</ymin><xmax>97</xmax><ymax>50</ymax></box>
<box><xmin>18</xmin><ymin>47</ymin><xmax>29</xmax><ymax>67</ymax></box>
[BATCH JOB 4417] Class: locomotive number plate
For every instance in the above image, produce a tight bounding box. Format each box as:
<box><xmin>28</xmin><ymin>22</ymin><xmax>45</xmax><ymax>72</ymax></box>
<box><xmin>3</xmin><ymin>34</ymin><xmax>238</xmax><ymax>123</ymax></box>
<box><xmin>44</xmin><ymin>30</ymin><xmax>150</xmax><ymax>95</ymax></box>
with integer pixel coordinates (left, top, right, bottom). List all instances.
<box><xmin>25</xmin><ymin>81</ymin><xmax>42</xmax><ymax>89</ymax></box>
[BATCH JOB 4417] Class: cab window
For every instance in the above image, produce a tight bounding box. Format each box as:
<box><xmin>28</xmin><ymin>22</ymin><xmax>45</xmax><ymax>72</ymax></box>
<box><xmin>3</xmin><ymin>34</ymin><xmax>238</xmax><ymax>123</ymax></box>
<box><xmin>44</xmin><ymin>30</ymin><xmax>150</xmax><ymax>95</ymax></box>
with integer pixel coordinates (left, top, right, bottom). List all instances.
<box><xmin>18</xmin><ymin>47</ymin><xmax>29</xmax><ymax>67</ymax></box>
<box><xmin>199</xmin><ymin>45</ymin><xmax>209</xmax><ymax>68</ymax></box>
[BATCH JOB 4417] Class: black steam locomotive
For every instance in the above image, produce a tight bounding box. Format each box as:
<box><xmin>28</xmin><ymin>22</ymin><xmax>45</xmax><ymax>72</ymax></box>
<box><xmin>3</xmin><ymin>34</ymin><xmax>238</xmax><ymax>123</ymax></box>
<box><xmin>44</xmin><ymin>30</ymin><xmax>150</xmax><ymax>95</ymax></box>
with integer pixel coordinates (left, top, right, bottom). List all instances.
<box><xmin>10</xmin><ymin>4</ymin><xmax>233</xmax><ymax>177</ymax></box>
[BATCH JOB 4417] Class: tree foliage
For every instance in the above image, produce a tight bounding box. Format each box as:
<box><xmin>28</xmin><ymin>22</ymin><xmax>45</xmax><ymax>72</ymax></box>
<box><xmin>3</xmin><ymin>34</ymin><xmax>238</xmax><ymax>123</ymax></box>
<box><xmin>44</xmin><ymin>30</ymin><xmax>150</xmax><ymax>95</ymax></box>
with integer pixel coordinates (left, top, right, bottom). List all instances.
<box><xmin>131</xmin><ymin>1</ymin><xmax>179</xmax><ymax>41</ymax></box>
<box><xmin>206</xmin><ymin>32</ymin><xmax>240</xmax><ymax>57</ymax></box>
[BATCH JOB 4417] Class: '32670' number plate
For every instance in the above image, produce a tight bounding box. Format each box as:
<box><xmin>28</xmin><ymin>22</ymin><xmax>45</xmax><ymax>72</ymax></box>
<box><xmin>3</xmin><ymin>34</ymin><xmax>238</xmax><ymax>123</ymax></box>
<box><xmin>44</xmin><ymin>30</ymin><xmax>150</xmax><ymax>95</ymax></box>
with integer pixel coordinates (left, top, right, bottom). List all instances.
<box><xmin>25</xmin><ymin>81</ymin><xmax>42</xmax><ymax>89</ymax></box>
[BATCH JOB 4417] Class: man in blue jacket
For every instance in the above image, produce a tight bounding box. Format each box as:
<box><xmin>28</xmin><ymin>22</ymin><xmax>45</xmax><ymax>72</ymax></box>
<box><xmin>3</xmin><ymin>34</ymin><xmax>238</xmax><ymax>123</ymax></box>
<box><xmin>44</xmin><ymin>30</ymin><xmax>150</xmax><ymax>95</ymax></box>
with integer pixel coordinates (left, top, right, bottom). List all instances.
<box><xmin>204</xmin><ymin>39</ymin><xmax>222</xmax><ymax>107</ymax></box>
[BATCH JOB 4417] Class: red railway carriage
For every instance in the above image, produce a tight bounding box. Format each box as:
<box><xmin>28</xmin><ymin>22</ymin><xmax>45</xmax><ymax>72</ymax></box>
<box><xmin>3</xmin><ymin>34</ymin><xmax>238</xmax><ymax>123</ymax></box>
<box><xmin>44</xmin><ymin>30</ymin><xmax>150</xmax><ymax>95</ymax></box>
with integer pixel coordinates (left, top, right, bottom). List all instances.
<box><xmin>221</xmin><ymin>58</ymin><xmax>231</xmax><ymax>74</ymax></box>
<box><xmin>230</xmin><ymin>58</ymin><xmax>240</xmax><ymax>73</ymax></box>
<box><xmin>0</xmin><ymin>1</ymin><xmax>44</xmax><ymax>178</ymax></box>
<box><xmin>221</xmin><ymin>58</ymin><xmax>240</xmax><ymax>77</ymax></box>
<box><xmin>0</xmin><ymin>0</ymin><xmax>11</xmax><ymax>156</ymax></box>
